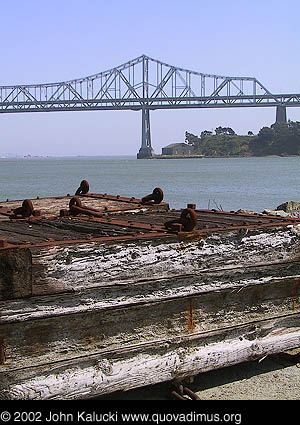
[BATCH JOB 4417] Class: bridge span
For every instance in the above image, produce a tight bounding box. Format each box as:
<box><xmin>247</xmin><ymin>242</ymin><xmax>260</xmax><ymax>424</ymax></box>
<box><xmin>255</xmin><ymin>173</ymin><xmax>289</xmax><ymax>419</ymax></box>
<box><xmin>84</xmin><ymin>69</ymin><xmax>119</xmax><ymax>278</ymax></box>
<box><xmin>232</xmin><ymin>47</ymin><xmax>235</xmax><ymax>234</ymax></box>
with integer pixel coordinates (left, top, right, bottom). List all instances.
<box><xmin>0</xmin><ymin>55</ymin><xmax>299</xmax><ymax>158</ymax></box>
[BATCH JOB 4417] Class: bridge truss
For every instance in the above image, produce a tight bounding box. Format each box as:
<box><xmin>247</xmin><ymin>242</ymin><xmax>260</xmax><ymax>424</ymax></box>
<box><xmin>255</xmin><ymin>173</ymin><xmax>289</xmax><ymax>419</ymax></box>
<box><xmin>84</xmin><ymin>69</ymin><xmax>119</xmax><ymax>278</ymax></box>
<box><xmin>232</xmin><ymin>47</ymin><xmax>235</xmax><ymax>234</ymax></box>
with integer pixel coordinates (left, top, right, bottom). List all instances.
<box><xmin>0</xmin><ymin>55</ymin><xmax>299</xmax><ymax>157</ymax></box>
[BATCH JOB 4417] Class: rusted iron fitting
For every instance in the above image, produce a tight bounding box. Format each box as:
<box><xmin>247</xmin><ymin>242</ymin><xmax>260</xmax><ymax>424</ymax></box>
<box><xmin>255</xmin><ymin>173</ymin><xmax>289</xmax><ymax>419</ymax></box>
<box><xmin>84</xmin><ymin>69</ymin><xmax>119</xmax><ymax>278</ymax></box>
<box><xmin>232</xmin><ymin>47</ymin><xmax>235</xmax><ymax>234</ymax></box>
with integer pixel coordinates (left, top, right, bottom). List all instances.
<box><xmin>60</xmin><ymin>209</ymin><xmax>69</xmax><ymax>217</ymax></box>
<box><xmin>0</xmin><ymin>238</ymin><xmax>8</xmax><ymax>248</ymax></box>
<box><xmin>171</xmin><ymin>382</ymin><xmax>200</xmax><ymax>400</ymax></box>
<box><xmin>75</xmin><ymin>179</ymin><xmax>90</xmax><ymax>195</ymax></box>
<box><xmin>69</xmin><ymin>196</ymin><xmax>103</xmax><ymax>218</ymax></box>
<box><xmin>0</xmin><ymin>336</ymin><xmax>7</xmax><ymax>365</ymax></box>
<box><xmin>141</xmin><ymin>187</ymin><xmax>164</xmax><ymax>204</ymax></box>
<box><xmin>169</xmin><ymin>223</ymin><xmax>183</xmax><ymax>232</ymax></box>
<box><xmin>12</xmin><ymin>199</ymin><xmax>34</xmax><ymax>219</ymax></box>
<box><xmin>165</xmin><ymin>208</ymin><xmax>198</xmax><ymax>232</ymax></box>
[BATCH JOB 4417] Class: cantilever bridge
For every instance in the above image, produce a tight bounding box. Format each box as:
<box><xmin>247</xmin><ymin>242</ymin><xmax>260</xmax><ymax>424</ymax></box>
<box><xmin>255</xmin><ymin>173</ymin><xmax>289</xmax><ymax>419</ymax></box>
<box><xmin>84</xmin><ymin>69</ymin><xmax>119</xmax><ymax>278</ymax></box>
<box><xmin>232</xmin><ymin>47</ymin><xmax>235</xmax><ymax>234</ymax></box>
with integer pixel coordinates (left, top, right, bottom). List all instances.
<box><xmin>1</xmin><ymin>54</ymin><xmax>299</xmax><ymax>158</ymax></box>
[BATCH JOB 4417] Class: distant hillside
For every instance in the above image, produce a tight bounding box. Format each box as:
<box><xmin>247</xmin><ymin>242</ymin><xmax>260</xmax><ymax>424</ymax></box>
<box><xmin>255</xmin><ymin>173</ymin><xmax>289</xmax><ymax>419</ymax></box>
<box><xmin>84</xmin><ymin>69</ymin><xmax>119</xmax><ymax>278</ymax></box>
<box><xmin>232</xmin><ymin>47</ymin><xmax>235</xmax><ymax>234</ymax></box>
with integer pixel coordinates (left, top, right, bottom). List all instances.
<box><xmin>185</xmin><ymin>121</ymin><xmax>300</xmax><ymax>157</ymax></box>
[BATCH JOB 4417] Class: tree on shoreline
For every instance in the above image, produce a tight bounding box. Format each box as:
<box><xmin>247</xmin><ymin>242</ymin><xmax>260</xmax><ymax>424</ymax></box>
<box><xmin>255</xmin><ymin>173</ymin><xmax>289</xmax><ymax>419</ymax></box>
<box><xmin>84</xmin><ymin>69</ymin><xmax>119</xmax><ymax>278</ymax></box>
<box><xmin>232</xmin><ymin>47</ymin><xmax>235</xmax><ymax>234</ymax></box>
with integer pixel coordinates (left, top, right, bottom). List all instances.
<box><xmin>185</xmin><ymin>121</ymin><xmax>300</xmax><ymax>156</ymax></box>
<box><xmin>185</xmin><ymin>127</ymin><xmax>249</xmax><ymax>156</ymax></box>
<box><xmin>215</xmin><ymin>126</ymin><xmax>236</xmax><ymax>136</ymax></box>
<box><xmin>249</xmin><ymin>121</ymin><xmax>300</xmax><ymax>155</ymax></box>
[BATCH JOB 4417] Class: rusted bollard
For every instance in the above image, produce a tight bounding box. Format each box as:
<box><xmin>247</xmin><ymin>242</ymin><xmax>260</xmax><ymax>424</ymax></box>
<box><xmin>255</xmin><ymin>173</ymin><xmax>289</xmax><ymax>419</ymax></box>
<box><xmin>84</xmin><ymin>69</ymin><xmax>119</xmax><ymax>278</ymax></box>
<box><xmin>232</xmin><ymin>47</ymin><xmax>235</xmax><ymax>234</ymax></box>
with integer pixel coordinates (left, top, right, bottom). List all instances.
<box><xmin>75</xmin><ymin>180</ymin><xmax>90</xmax><ymax>195</ymax></box>
<box><xmin>165</xmin><ymin>208</ymin><xmax>197</xmax><ymax>232</ymax></box>
<box><xmin>69</xmin><ymin>197</ymin><xmax>102</xmax><ymax>218</ymax></box>
<box><xmin>141</xmin><ymin>187</ymin><xmax>164</xmax><ymax>204</ymax></box>
<box><xmin>12</xmin><ymin>199</ymin><xmax>34</xmax><ymax>218</ymax></box>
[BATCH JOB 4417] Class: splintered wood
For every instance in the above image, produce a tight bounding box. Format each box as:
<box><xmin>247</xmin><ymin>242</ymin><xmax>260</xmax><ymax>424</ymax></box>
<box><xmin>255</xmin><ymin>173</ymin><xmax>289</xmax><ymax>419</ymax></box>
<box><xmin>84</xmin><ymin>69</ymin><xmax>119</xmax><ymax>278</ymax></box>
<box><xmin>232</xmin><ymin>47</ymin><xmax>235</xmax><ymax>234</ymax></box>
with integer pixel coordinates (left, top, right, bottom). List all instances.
<box><xmin>0</xmin><ymin>193</ymin><xmax>300</xmax><ymax>399</ymax></box>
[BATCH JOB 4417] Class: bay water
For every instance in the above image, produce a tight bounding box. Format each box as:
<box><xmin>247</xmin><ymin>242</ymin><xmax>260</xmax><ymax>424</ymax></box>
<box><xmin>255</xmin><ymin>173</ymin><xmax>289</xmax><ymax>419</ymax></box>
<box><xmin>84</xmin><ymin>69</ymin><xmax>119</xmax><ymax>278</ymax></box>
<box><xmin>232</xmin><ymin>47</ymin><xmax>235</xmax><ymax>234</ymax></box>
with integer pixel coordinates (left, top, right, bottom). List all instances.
<box><xmin>0</xmin><ymin>155</ymin><xmax>299</xmax><ymax>212</ymax></box>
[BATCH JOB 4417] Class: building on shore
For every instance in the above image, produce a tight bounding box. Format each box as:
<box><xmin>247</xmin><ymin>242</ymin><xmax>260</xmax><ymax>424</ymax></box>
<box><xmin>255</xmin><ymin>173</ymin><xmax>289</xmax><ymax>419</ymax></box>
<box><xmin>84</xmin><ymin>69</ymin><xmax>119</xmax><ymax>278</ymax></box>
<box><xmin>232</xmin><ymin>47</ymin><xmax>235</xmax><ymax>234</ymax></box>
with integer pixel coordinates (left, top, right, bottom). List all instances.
<box><xmin>161</xmin><ymin>143</ymin><xmax>193</xmax><ymax>156</ymax></box>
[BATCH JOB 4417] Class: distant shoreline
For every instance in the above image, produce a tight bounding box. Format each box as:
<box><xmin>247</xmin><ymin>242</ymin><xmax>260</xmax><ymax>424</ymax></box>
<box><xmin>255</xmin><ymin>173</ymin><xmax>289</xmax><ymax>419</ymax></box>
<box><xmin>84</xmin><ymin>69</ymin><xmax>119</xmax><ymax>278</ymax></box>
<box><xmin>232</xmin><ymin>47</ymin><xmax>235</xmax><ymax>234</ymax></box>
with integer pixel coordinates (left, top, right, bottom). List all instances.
<box><xmin>1</xmin><ymin>154</ymin><xmax>300</xmax><ymax>161</ymax></box>
<box><xmin>150</xmin><ymin>154</ymin><xmax>300</xmax><ymax>159</ymax></box>
<box><xmin>151</xmin><ymin>154</ymin><xmax>205</xmax><ymax>159</ymax></box>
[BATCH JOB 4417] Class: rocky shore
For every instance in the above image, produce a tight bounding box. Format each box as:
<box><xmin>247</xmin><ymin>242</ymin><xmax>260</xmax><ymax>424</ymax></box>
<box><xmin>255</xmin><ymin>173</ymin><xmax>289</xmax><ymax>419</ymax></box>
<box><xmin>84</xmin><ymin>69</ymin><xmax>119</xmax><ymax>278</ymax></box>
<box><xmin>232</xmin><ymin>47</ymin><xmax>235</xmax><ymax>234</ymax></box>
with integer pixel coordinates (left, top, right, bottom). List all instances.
<box><xmin>238</xmin><ymin>200</ymin><xmax>300</xmax><ymax>218</ymax></box>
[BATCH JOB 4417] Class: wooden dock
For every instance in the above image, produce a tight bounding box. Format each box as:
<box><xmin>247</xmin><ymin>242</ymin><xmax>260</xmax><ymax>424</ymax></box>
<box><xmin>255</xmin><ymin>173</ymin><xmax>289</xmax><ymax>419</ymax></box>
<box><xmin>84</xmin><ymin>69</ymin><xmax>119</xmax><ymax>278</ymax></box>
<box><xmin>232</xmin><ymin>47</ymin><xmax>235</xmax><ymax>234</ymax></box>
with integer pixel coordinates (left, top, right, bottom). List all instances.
<box><xmin>0</xmin><ymin>183</ymin><xmax>299</xmax><ymax>399</ymax></box>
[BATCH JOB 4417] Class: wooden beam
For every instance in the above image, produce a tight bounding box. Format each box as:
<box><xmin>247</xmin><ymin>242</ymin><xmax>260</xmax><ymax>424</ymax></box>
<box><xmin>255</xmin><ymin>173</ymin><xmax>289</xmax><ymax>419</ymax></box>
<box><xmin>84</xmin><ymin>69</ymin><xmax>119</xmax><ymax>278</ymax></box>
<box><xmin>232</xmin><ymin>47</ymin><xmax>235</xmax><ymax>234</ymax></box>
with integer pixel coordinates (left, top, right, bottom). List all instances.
<box><xmin>1</xmin><ymin>312</ymin><xmax>299</xmax><ymax>399</ymax></box>
<box><xmin>0</xmin><ymin>248</ymin><xmax>32</xmax><ymax>300</ymax></box>
<box><xmin>0</xmin><ymin>272</ymin><xmax>299</xmax><ymax>372</ymax></box>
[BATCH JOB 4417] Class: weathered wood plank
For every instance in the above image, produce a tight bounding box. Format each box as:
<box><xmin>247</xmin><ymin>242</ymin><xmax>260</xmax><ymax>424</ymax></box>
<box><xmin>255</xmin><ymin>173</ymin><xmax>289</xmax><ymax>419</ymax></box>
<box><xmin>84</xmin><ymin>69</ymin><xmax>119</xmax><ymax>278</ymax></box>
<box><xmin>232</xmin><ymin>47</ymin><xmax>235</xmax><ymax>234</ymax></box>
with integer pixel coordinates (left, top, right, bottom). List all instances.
<box><xmin>28</xmin><ymin>225</ymin><xmax>300</xmax><ymax>294</ymax></box>
<box><xmin>1</xmin><ymin>313</ymin><xmax>299</xmax><ymax>399</ymax></box>
<box><xmin>0</xmin><ymin>272</ymin><xmax>299</xmax><ymax>372</ymax></box>
<box><xmin>0</xmin><ymin>248</ymin><xmax>32</xmax><ymax>300</ymax></box>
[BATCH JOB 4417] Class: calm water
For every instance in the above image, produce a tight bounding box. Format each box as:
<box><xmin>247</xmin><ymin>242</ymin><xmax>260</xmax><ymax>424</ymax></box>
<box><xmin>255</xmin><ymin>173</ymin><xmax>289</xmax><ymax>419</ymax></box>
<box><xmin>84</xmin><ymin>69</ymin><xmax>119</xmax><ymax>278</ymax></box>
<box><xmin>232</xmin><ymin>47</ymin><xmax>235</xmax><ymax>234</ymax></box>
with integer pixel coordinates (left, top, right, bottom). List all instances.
<box><xmin>0</xmin><ymin>155</ymin><xmax>299</xmax><ymax>212</ymax></box>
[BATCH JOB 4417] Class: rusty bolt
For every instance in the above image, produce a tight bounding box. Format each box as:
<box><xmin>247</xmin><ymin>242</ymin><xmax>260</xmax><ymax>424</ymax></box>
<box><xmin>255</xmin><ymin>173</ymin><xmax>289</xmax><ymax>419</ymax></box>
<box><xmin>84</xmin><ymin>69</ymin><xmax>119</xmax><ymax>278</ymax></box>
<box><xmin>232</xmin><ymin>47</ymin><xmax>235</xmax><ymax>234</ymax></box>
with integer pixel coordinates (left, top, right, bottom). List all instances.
<box><xmin>171</xmin><ymin>223</ymin><xmax>183</xmax><ymax>232</ymax></box>
<box><xmin>171</xmin><ymin>391</ymin><xmax>188</xmax><ymax>400</ymax></box>
<box><xmin>183</xmin><ymin>387</ymin><xmax>201</xmax><ymax>400</ymax></box>
<box><xmin>0</xmin><ymin>336</ymin><xmax>7</xmax><ymax>365</ymax></box>
<box><xmin>0</xmin><ymin>238</ymin><xmax>8</xmax><ymax>248</ymax></box>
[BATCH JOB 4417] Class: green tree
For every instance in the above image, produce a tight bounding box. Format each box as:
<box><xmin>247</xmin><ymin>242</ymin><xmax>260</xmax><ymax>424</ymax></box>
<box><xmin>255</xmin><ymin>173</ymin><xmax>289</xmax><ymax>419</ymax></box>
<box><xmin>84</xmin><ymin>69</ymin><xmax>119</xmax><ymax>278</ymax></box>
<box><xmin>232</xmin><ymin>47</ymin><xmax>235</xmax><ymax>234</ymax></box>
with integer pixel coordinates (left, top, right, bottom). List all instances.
<box><xmin>185</xmin><ymin>131</ymin><xmax>200</xmax><ymax>146</ymax></box>
<box><xmin>286</xmin><ymin>121</ymin><xmax>300</xmax><ymax>154</ymax></box>
<box><xmin>215</xmin><ymin>126</ymin><xmax>235</xmax><ymax>136</ymax></box>
<box><xmin>249</xmin><ymin>127</ymin><xmax>274</xmax><ymax>155</ymax></box>
<box><xmin>258</xmin><ymin>126</ymin><xmax>274</xmax><ymax>141</ymax></box>
<box><xmin>200</xmin><ymin>130</ymin><xmax>213</xmax><ymax>140</ymax></box>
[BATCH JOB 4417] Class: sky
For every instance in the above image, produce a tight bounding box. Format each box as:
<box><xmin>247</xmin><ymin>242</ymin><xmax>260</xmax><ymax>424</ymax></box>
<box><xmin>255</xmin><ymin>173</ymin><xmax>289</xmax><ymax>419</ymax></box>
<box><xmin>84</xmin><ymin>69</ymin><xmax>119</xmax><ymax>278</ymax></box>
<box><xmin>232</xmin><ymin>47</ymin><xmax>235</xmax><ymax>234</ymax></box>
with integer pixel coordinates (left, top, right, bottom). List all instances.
<box><xmin>0</xmin><ymin>0</ymin><xmax>300</xmax><ymax>156</ymax></box>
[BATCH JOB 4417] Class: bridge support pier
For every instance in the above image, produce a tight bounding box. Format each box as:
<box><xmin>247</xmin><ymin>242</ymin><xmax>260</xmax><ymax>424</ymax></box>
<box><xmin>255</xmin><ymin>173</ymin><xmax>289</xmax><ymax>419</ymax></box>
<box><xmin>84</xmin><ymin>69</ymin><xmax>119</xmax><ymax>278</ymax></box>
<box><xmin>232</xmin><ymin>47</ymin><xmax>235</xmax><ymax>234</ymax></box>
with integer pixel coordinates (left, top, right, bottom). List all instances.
<box><xmin>137</xmin><ymin>109</ymin><xmax>155</xmax><ymax>159</ymax></box>
<box><xmin>276</xmin><ymin>105</ymin><xmax>287</xmax><ymax>123</ymax></box>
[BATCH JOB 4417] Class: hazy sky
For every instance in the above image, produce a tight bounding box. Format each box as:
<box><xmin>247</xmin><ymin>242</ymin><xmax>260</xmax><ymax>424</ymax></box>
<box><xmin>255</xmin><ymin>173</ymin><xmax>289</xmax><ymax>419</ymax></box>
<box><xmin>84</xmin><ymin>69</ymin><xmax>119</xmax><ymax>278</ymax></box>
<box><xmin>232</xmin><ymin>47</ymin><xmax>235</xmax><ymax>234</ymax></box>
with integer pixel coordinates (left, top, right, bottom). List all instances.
<box><xmin>1</xmin><ymin>0</ymin><xmax>299</xmax><ymax>156</ymax></box>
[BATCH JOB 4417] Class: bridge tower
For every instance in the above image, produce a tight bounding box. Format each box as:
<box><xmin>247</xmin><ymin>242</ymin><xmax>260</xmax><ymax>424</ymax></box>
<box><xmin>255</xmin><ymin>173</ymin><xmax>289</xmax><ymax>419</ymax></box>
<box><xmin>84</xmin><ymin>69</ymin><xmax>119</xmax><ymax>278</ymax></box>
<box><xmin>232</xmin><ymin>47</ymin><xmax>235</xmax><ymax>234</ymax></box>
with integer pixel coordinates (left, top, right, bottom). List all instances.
<box><xmin>137</xmin><ymin>56</ymin><xmax>155</xmax><ymax>159</ymax></box>
<box><xmin>276</xmin><ymin>105</ymin><xmax>287</xmax><ymax>123</ymax></box>
<box><xmin>137</xmin><ymin>108</ymin><xmax>155</xmax><ymax>158</ymax></box>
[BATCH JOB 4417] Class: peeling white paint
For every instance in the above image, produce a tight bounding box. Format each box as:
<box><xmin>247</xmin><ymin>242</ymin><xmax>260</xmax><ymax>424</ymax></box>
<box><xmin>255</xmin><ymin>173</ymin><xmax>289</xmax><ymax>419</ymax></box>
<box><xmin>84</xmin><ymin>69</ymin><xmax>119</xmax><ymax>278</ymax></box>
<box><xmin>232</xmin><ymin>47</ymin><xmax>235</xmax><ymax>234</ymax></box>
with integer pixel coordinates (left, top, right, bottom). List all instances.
<box><xmin>32</xmin><ymin>226</ymin><xmax>300</xmax><ymax>293</ymax></box>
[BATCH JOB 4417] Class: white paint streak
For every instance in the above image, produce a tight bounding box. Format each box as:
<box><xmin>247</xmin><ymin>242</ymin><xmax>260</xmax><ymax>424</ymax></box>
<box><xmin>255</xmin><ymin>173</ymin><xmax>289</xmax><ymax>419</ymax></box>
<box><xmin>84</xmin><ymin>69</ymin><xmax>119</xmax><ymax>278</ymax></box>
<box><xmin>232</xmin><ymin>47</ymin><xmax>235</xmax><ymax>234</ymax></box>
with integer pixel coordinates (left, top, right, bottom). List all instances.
<box><xmin>33</xmin><ymin>226</ymin><xmax>300</xmax><ymax>291</ymax></box>
<box><xmin>3</xmin><ymin>327</ymin><xmax>300</xmax><ymax>400</ymax></box>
